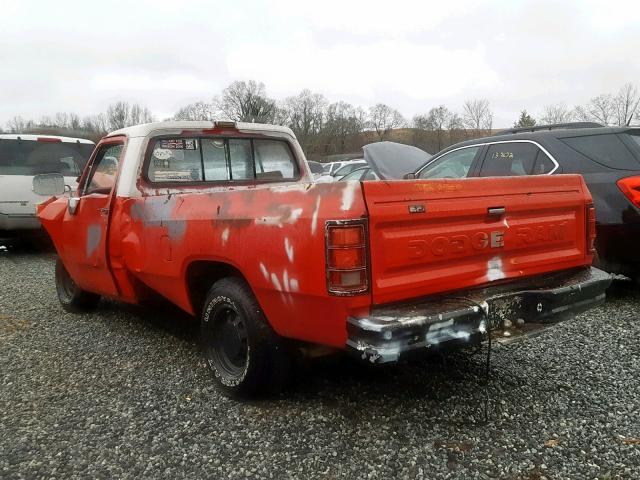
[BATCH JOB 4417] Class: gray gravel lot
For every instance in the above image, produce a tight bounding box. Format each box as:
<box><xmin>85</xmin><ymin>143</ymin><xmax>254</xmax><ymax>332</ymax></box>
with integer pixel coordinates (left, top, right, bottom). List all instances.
<box><xmin>1</xmin><ymin>247</ymin><xmax>639</xmax><ymax>479</ymax></box>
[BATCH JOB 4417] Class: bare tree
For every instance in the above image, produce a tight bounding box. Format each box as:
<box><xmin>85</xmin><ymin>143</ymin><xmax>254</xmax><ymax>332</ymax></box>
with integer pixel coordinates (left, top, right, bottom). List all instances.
<box><xmin>106</xmin><ymin>102</ymin><xmax>154</xmax><ymax>130</ymax></box>
<box><xmin>539</xmin><ymin>103</ymin><xmax>573</xmax><ymax>124</ymax></box>
<box><xmin>368</xmin><ymin>103</ymin><xmax>405</xmax><ymax>141</ymax></box>
<box><xmin>321</xmin><ymin>101</ymin><xmax>363</xmax><ymax>154</ymax></box>
<box><xmin>462</xmin><ymin>99</ymin><xmax>493</xmax><ymax>137</ymax></box>
<box><xmin>280</xmin><ymin>90</ymin><xmax>327</xmax><ymax>152</ymax></box>
<box><xmin>173</xmin><ymin>101</ymin><xmax>217</xmax><ymax>121</ymax></box>
<box><xmin>615</xmin><ymin>83</ymin><xmax>640</xmax><ymax>126</ymax></box>
<box><xmin>588</xmin><ymin>94</ymin><xmax>615</xmax><ymax>125</ymax></box>
<box><xmin>216</xmin><ymin>80</ymin><xmax>277</xmax><ymax>123</ymax></box>
<box><xmin>81</xmin><ymin>114</ymin><xmax>109</xmax><ymax>135</ymax></box>
<box><xmin>572</xmin><ymin>105</ymin><xmax>592</xmax><ymax>122</ymax></box>
<box><xmin>6</xmin><ymin>116</ymin><xmax>33</xmax><ymax>133</ymax></box>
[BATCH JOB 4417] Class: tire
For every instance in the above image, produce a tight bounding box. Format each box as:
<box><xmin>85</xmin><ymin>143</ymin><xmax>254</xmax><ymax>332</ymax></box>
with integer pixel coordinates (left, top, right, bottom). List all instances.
<box><xmin>55</xmin><ymin>258</ymin><xmax>101</xmax><ymax>312</ymax></box>
<box><xmin>200</xmin><ymin>277</ymin><xmax>291</xmax><ymax>398</ymax></box>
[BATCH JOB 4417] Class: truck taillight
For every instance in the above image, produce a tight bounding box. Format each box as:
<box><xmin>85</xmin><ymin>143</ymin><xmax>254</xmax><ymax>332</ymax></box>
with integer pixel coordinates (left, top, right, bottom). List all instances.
<box><xmin>325</xmin><ymin>220</ymin><xmax>368</xmax><ymax>295</ymax></box>
<box><xmin>586</xmin><ymin>203</ymin><xmax>596</xmax><ymax>254</ymax></box>
<box><xmin>617</xmin><ymin>176</ymin><xmax>640</xmax><ymax>208</ymax></box>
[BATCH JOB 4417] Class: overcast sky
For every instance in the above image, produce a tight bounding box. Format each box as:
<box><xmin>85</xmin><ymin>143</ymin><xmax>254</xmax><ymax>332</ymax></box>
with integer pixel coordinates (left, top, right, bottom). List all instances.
<box><xmin>2</xmin><ymin>0</ymin><xmax>639</xmax><ymax>127</ymax></box>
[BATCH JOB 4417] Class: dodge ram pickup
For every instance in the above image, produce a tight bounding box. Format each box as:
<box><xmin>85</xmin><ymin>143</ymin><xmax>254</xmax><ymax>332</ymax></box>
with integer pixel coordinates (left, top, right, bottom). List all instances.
<box><xmin>38</xmin><ymin>121</ymin><xmax>611</xmax><ymax>397</ymax></box>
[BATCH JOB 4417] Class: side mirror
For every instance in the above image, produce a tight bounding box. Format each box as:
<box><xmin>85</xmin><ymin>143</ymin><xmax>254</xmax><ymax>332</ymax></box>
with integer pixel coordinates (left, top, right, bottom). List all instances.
<box><xmin>404</xmin><ymin>172</ymin><xmax>417</xmax><ymax>180</ymax></box>
<box><xmin>33</xmin><ymin>173</ymin><xmax>65</xmax><ymax>196</ymax></box>
<box><xmin>68</xmin><ymin>197</ymin><xmax>80</xmax><ymax>215</ymax></box>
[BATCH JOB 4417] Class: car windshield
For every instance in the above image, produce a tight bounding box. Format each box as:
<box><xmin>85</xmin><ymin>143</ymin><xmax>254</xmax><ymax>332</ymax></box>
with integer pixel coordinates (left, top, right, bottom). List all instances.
<box><xmin>0</xmin><ymin>139</ymin><xmax>94</xmax><ymax>176</ymax></box>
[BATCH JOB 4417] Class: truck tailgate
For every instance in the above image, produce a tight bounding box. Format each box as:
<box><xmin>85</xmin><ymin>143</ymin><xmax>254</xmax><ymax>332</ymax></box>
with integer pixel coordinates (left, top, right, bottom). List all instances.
<box><xmin>362</xmin><ymin>175</ymin><xmax>591</xmax><ymax>305</ymax></box>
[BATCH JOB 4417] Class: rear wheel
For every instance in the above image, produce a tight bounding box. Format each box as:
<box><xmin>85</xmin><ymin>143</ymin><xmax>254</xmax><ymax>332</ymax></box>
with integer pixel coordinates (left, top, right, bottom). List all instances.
<box><xmin>200</xmin><ymin>277</ymin><xmax>291</xmax><ymax>398</ymax></box>
<box><xmin>55</xmin><ymin>258</ymin><xmax>101</xmax><ymax>312</ymax></box>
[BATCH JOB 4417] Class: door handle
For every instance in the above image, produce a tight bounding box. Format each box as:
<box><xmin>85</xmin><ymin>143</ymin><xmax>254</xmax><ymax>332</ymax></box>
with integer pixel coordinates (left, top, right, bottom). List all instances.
<box><xmin>487</xmin><ymin>207</ymin><xmax>506</xmax><ymax>217</ymax></box>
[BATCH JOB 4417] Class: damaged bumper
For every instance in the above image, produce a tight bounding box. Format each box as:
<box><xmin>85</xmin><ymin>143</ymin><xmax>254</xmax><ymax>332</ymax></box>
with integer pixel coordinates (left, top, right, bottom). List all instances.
<box><xmin>347</xmin><ymin>267</ymin><xmax>611</xmax><ymax>363</ymax></box>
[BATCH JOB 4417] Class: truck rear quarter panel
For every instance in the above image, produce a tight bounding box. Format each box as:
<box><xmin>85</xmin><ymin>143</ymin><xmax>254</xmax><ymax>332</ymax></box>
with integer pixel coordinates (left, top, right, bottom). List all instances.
<box><xmin>109</xmin><ymin>181</ymin><xmax>370</xmax><ymax>348</ymax></box>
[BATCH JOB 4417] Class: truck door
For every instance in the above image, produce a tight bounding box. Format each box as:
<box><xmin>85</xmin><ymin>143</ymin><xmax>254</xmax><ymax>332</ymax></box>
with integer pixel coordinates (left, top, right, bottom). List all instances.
<box><xmin>60</xmin><ymin>138</ymin><xmax>124</xmax><ymax>297</ymax></box>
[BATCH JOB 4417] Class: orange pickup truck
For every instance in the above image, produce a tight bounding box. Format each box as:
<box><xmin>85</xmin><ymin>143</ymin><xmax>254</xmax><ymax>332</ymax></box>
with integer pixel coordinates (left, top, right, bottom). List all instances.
<box><xmin>38</xmin><ymin>121</ymin><xmax>611</xmax><ymax>396</ymax></box>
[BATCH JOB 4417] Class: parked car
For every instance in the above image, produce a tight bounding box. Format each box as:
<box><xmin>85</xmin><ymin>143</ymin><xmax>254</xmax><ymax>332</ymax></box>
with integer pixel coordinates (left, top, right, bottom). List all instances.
<box><xmin>315</xmin><ymin>160</ymin><xmax>367</xmax><ymax>183</ymax></box>
<box><xmin>339</xmin><ymin>167</ymin><xmax>379</xmax><ymax>181</ymax></box>
<box><xmin>38</xmin><ymin>120</ymin><xmax>610</xmax><ymax>397</ymax></box>
<box><xmin>0</xmin><ymin>134</ymin><xmax>94</xmax><ymax>238</ymax></box>
<box><xmin>413</xmin><ymin>123</ymin><xmax>640</xmax><ymax>281</ymax></box>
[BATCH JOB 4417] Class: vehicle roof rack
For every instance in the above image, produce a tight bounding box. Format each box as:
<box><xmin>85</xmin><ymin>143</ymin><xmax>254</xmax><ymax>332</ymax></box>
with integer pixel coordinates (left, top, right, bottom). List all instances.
<box><xmin>495</xmin><ymin>122</ymin><xmax>603</xmax><ymax>136</ymax></box>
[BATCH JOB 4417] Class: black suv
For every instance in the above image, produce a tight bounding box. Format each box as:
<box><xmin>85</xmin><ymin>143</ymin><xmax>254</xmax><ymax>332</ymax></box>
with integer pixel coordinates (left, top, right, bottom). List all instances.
<box><xmin>414</xmin><ymin>123</ymin><xmax>640</xmax><ymax>280</ymax></box>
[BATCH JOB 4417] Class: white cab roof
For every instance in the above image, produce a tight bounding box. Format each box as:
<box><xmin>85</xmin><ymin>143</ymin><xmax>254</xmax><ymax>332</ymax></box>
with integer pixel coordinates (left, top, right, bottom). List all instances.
<box><xmin>0</xmin><ymin>134</ymin><xmax>94</xmax><ymax>144</ymax></box>
<box><xmin>107</xmin><ymin>121</ymin><xmax>296</xmax><ymax>139</ymax></box>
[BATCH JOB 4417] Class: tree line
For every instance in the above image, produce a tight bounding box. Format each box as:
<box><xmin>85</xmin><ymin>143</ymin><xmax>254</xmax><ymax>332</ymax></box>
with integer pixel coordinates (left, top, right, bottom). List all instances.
<box><xmin>4</xmin><ymin>80</ymin><xmax>639</xmax><ymax>158</ymax></box>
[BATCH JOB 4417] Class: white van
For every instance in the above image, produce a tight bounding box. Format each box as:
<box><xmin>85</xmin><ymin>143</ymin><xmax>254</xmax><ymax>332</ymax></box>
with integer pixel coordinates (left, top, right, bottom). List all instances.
<box><xmin>0</xmin><ymin>134</ymin><xmax>95</xmax><ymax>235</ymax></box>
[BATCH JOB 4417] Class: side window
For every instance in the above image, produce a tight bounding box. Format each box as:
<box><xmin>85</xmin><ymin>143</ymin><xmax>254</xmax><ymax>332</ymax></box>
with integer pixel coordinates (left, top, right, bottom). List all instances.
<box><xmin>254</xmin><ymin>139</ymin><xmax>298</xmax><ymax>180</ymax></box>
<box><xmin>84</xmin><ymin>144</ymin><xmax>123</xmax><ymax>195</ymax></box>
<box><xmin>148</xmin><ymin>138</ymin><xmax>202</xmax><ymax>182</ymax></box>
<box><xmin>560</xmin><ymin>134</ymin><xmax>639</xmax><ymax>170</ymax></box>
<box><xmin>418</xmin><ymin>146</ymin><xmax>479</xmax><ymax>179</ymax></box>
<box><xmin>480</xmin><ymin>143</ymin><xmax>538</xmax><ymax>177</ymax></box>
<box><xmin>531</xmin><ymin>150</ymin><xmax>556</xmax><ymax>175</ymax></box>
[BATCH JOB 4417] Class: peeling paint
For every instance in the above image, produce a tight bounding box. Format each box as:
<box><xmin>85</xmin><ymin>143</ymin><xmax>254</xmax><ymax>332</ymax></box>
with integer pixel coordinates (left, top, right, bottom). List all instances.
<box><xmin>221</xmin><ymin>227</ymin><xmax>229</xmax><ymax>245</ymax></box>
<box><xmin>340</xmin><ymin>182</ymin><xmax>359</xmax><ymax>211</ymax></box>
<box><xmin>486</xmin><ymin>256</ymin><xmax>505</xmax><ymax>282</ymax></box>
<box><xmin>86</xmin><ymin>224</ymin><xmax>101</xmax><ymax>257</ymax></box>
<box><xmin>271</xmin><ymin>272</ymin><xmax>282</xmax><ymax>291</ymax></box>
<box><xmin>289</xmin><ymin>278</ymin><xmax>299</xmax><ymax>292</ymax></box>
<box><xmin>284</xmin><ymin>238</ymin><xmax>294</xmax><ymax>263</ymax></box>
<box><xmin>259</xmin><ymin>263</ymin><xmax>269</xmax><ymax>280</ymax></box>
<box><xmin>311</xmin><ymin>196</ymin><xmax>321</xmax><ymax>235</ymax></box>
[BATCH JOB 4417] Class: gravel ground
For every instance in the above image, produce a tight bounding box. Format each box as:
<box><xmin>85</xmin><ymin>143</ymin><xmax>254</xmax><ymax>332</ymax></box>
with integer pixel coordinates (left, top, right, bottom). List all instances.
<box><xmin>1</xmin><ymin>247</ymin><xmax>639</xmax><ymax>479</ymax></box>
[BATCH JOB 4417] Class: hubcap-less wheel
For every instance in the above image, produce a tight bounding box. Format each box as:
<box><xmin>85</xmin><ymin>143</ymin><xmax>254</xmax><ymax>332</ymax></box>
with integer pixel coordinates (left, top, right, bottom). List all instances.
<box><xmin>56</xmin><ymin>261</ymin><xmax>77</xmax><ymax>302</ymax></box>
<box><xmin>209</xmin><ymin>304</ymin><xmax>249</xmax><ymax>379</ymax></box>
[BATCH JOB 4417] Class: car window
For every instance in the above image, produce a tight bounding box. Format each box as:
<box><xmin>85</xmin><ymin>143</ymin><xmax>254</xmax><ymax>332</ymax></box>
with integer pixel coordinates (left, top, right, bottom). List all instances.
<box><xmin>253</xmin><ymin>139</ymin><xmax>298</xmax><ymax>180</ymax></box>
<box><xmin>201</xmin><ymin>138</ymin><xmax>228</xmax><ymax>181</ymax></box>
<box><xmin>148</xmin><ymin>138</ymin><xmax>203</xmax><ymax>182</ymax></box>
<box><xmin>418</xmin><ymin>146</ymin><xmax>479</xmax><ymax>179</ymax></box>
<box><xmin>147</xmin><ymin>137</ymin><xmax>298</xmax><ymax>183</ymax></box>
<box><xmin>480</xmin><ymin>142</ymin><xmax>539</xmax><ymax>176</ymax></box>
<box><xmin>340</xmin><ymin>168</ymin><xmax>368</xmax><ymax>181</ymax></box>
<box><xmin>229</xmin><ymin>139</ymin><xmax>253</xmax><ymax>180</ymax></box>
<box><xmin>0</xmin><ymin>139</ymin><xmax>93</xmax><ymax>176</ymax></box>
<box><xmin>532</xmin><ymin>150</ymin><xmax>556</xmax><ymax>175</ymax></box>
<box><xmin>334</xmin><ymin>162</ymin><xmax>366</xmax><ymax>177</ymax></box>
<box><xmin>85</xmin><ymin>144</ymin><xmax>123</xmax><ymax>195</ymax></box>
<box><xmin>560</xmin><ymin>134</ymin><xmax>640</xmax><ymax>170</ymax></box>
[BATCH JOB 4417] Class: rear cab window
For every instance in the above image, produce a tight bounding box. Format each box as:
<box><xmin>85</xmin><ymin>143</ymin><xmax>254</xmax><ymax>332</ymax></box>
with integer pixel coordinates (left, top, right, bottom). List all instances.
<box><xmin>479</xmin><ymin>142</ymin><xmax>556</xmax><ymax>176</ymax></box>
<box><xmin>560</xmin><ymin>133</ymin><xmax>640</xmax><ymax>170</ymax></box>
<box><xmin>146</xmin><ymin>136</ymin><xmax>299</xmax><ymax>183</ymax></box>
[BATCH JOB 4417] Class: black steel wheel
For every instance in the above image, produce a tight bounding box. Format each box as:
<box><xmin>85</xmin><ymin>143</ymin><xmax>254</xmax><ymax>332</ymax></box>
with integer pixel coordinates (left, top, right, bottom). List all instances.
<box><xmin>200</xmin><ymin>277</ymin><xmax>291</xmax><ymax>397</ymax></box>
<box><xmin>55</xmin><ymin>258</ymin><xmax>100</xmax><ymax>312</ymax></box>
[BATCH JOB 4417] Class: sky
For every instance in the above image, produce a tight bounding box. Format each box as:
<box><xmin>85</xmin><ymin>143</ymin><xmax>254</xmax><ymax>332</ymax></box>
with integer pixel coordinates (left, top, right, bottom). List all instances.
<box><xmin>2</xmin><ymin>0</ymin><xmax>639</xmax><ymax>128</ymax></box>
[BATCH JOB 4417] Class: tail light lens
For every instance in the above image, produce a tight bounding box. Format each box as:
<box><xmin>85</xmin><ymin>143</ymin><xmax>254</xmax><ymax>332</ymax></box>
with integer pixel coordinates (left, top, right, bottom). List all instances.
<box><xmin>586</xmin><ymin>203</ymin><xmax>596</xmax><ymax>254</ymax></box>
<box><xmin>617</xmin><ymin>176</ymin><xmax>640</xmax><ymax>208</ymax></box>
<box><xmin>326</xmin><ymin>221</ymin><xmax>368</xmax><ymax>295</ymax></box>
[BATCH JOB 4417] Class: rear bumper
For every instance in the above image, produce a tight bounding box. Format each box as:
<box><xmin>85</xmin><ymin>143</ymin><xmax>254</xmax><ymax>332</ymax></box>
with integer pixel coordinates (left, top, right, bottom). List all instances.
<box><xmin>346</xmin><ymin>267</ymin><xmax>611</xmax><ymax>363</ymax></box>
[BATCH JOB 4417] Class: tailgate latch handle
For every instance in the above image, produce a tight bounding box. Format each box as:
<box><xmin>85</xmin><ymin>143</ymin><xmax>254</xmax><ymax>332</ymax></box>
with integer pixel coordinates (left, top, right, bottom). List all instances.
<box><xmin>487</xmin><ymin>206</ymin><xmax>506</xmax><ymax>217</ymax></box>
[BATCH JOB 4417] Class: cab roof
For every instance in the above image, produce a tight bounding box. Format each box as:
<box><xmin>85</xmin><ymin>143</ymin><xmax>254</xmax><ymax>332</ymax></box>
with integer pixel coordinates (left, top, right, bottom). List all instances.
<box><xmin>107</xmin><ymin>121</ymin><xmax>296</xmax><ymax>139</ymax></box>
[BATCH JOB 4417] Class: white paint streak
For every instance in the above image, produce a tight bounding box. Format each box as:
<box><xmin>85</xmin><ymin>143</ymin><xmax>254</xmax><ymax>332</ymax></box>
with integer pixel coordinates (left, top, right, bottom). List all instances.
<box><xmin>284</xmin><ymin>238</ymin><xmax>294</xmax><ymax>263</ymax></box>
<box><xmin>259</xmin><ymin>263</ymin><xmax>269</xmax><ymax>280</ymax></box>
<box><xmin>340</xmin><ymin>182</ymin><xmax>358</xmax><ymax>211</ymax></box>
<box><xmin>311</xmin><ymin>196</ymin><xmax>321</xmax><ymax>235</ymax></box>
<box><xmin>255</xmin><ymin>207</ymin><xmax>304</xmax><ymax>228</ymax></box>
<box><xmin>289</xmin><ymin>278</ymin><xmax>299</xmax><ymax>292</ymax></box>
<box><xmin>221</xmin><ymin>227</ymin><xmax>229</xmax><ymax>245</ymax></box>
<box><xmin>486</xmin><ymin>256</ymin><xmax>505</xmax><ymax>282</ymax></box>
<box><xmin>283</xmin><ymin>269</ymin><xmax>290</xmax><ymax>292</ymax></box>
<box><xmin>271</xmin><ymin>273</ymin><xmax>282</xmax><ymax>291</ymax></box>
